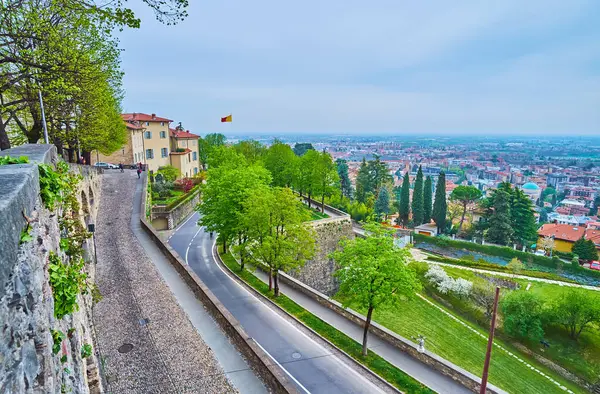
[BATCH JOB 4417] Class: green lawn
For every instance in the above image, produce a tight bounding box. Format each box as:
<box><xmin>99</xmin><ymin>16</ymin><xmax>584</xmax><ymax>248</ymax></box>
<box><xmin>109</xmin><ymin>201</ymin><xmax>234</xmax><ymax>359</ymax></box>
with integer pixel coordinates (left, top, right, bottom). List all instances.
<box><xmin>307</xmin><ymin>207</ymin><xmax>329</xmax><ymax>221</ymax></box>
<box><xmin>416</xmin><ymin>263</ymin><xmax>600</xmax><ymax>388</ymax></box>
<box><xmin>335</xmin><ymin>291</ymin><xmax>585</xmax><ymax>394</ymax></box>
<box><xmin>152</xmin><ymin>189</ymin><xmax>184</xmax><ymax>205</ymax></box>
<box><xmin>219</xmin><ymin>252</ymin><xmax>433</xmax><ymax>394</ymax></box>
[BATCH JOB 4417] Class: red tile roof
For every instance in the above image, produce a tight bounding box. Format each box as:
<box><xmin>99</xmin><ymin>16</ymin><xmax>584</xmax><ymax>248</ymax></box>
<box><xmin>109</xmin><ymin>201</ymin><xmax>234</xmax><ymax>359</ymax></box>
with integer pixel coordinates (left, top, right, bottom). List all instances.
<box><xmin>124</xmin><ymin>121</ymin><xmax>144</xmax><ymax>130</ymax></box>
<box><xmin>538</xmin><ymin>223</ymin><xmax>585</xmax><ymax>243</ymax></box>
<box><xmin>122</xmin><ymin>113</ymin><xmax>173</xmax><ymax>123</ymax></box>
<box><xmin>169</xmin><ymin>128</ymin><xmax>199</xmax><ymax>139</ymax></box>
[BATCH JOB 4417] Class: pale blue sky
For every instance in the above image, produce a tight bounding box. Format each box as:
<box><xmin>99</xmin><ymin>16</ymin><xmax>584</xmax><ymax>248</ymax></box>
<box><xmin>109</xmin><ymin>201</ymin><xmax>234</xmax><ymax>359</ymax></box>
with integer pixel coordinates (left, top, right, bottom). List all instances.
<box><xmin>118</xmin><ymin>1</ymin><xmax>600</xmax><ymax>136</ymax></box>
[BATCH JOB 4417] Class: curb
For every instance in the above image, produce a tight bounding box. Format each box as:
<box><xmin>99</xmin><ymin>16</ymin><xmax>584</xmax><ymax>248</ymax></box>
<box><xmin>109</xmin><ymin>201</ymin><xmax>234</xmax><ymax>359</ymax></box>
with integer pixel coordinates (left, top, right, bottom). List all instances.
<box><xmin>214</xmin><ymin>247</ymin><xmax>405</xmax><ymax>394</ymax></box>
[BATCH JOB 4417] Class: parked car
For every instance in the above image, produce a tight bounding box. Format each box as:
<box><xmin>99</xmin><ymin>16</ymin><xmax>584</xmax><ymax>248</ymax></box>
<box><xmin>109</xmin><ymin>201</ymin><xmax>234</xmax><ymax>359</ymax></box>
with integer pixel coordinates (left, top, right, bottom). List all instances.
<box><xmin>94</xmin><ymin>162</ymin><xmax>118</xmax><ymax>169</ymax></box>
<box><xmin>590</xmin><ymin>261</ymin><xmax>600</xmax><ymax>271</ymax></box>
<box><xmin>534</xmin><ymin>249</ymin><xmax>546</xmax><ymax>256</ymax></box>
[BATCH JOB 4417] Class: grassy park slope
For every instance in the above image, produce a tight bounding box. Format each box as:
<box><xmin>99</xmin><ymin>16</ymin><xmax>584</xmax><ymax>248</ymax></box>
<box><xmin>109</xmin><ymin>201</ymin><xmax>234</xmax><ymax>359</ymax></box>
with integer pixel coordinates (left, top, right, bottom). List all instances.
<box><xmin>441</xmin><ymin>266</ymin><xmax>600</xmax><ymax>386</ymax></box>
<box><xmin>335</xmin><ymin>291</ymin><xmax>585</xmax><ymax>394</ymax></box>
<box><xmin>219</xmin><ymin>251</ymin><xmax>433</xmax><ymax>394</ymax></box>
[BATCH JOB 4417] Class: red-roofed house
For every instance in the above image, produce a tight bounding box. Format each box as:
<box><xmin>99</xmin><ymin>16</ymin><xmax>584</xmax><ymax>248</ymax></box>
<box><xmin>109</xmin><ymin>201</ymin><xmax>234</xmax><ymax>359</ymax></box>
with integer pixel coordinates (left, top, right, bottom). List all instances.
<box><xmin>121</xmin><ymin>113</ymin><xmax>173</xmax><ymax>171</ymax></box>
<box><xmin>96</xmin><ymin>118</ymin><xmax>147</xmax><ymax>166</ymax></box>
<box><xmin>537</xmin><ymin>223</ymin><xmax>600</xmax><ymax>253</ymax></box>
<box><xmin>169</xmin><ymin>127</ymin><xmax>200</xmax><ymax>177</ymax></box>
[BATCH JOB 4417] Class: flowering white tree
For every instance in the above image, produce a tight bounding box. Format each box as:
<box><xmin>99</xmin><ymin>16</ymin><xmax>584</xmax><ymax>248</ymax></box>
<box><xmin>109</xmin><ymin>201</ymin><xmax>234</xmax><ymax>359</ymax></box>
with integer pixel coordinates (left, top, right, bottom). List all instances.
<box><xmin>425</xmin><ymin>265</ymin><xmax>472</xmax><ymax>297</ymax></box>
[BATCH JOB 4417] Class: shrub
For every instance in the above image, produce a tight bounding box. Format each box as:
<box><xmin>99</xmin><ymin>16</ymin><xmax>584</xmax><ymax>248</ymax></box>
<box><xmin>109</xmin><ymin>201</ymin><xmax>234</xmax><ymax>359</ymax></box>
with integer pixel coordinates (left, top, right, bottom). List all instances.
<box><xmin>157</xmin><ymin>165</ymin><xmax>180</xmax><ymax>182</ymax></box>
<box><xmin>152</xmin><ymin>181</ymin><xmax>174</xmax><ymax>199</ymax></box>
<box><xmin>501</xmin><ymin>291</ymin><xmax>545</xmax><ymax>341</ymax></box>
<box><xmin>174</xmin><ymin>177</ymin><xmax>194</xmax><ymax>193</ymax></box>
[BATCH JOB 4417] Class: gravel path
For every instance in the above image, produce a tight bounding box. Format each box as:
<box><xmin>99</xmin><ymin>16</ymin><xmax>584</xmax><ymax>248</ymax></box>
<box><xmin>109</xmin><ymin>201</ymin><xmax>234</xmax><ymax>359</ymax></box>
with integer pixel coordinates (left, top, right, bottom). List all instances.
<box><xmin>93</xmin><ymin>171</ymin><xmax>237</xmax><ymax>393</ymax></box>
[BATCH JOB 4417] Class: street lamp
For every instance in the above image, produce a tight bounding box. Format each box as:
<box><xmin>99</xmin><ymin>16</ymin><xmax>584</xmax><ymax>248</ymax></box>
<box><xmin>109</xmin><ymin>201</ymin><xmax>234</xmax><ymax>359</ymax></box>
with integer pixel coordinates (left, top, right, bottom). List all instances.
<box><xmin>88</xmin><ymin>223</ymin><xmax>97</xmax><ymax>264</ymax></box>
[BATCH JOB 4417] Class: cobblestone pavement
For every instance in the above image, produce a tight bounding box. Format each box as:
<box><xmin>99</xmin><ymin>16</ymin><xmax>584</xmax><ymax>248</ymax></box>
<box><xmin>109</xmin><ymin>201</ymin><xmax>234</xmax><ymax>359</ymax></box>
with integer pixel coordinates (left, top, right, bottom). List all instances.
<box><xmin>93</xmin><ymin>171</ymin><xmax>237</xmax><ymax>393</ymax></box>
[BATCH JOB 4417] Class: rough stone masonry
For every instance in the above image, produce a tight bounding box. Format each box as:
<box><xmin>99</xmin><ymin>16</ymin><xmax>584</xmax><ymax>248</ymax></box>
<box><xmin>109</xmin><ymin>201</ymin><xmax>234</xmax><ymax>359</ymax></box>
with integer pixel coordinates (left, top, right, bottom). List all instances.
<box><xmin>0</xmin><ymin>145</ymin><xmax>102</xmax><ymax>394</ymax></box>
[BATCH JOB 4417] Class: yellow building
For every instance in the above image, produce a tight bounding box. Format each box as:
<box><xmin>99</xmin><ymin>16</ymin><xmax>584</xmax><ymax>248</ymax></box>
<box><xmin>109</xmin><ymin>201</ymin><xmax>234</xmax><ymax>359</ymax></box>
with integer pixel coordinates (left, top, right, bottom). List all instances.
<box><xmin>95</xmin><ymin>119</ymin><xmax>145</xmax><ymax>166</ymax></box>
<box><xmin>169</xmin><ymin>128</ymin><xmax>200</xmax><ymax>178</ymax></box>
<box><xmin>122</xmin><ymin>113</ymin><xmax>172</xmax><ymax>172</ymax></box>
<box><xmin>538</xmin><ymin>223</ymin><xmax>588</xmax><ymax>253</ymax></box>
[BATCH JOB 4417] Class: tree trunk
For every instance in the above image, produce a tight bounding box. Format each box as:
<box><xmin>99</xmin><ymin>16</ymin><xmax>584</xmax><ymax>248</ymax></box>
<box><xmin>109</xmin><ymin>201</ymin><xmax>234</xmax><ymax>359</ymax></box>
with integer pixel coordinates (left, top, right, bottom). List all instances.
<box><xmin>0</xmin><ymin>116</ymin><xmax>10</xmax><ymax>150</ymax></box>
<box><xmin>273</xmin><ymin>270</ymin><xmax>279</xmax><ymax>297</ymax></box>
<box><xmin>458</xmin><ymin>202</ymin><xmax>467</xmax><ymax>232</ymax></box>
<box><xmin>268</xmin><ymin>268</ymin><xmax>273</xmax><ymax>291</ymax></box>
<box><xmin>222</xmin><ymin>238</ymin><xmax>227</xmax><ymax>252</ymax></box>
<box><xmin>362</xmin><ymin>305</ymin><xmax>374</xmax><ymax>356</ymax></box>
<box><xmin>321</xmin><ymin>195</ymin><xmax>325</xmax><ymax>214</ymax></box>
<box><xmin>308</xmin><ymin>193</ymin><xmax>312</xmax><ymax>208</ymax></box>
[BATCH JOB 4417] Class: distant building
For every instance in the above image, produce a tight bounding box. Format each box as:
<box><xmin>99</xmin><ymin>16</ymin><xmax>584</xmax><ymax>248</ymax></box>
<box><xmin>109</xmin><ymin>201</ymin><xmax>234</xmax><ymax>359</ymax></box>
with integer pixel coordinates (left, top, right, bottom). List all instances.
<box><xmin>546</xmin><ymin>173</ymin><xmax>568</xmax><ymax>189</ymax></box>
<box><xmin>537</xmin><ymin>223</ymin><xmax>600</xmax><ymax>252</ymax></box>
<box><xmin>521</xmin><ymin>182</ymin><xmax>541</xmax><ymax>202</ymax></box>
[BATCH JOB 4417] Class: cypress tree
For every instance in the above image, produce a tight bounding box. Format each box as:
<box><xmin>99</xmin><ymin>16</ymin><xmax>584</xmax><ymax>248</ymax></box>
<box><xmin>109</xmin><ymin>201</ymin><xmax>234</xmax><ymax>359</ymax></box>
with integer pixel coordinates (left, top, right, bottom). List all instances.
<box><xmin>423</xmin><ymin>176</ymin><xmax>433</xmax><ymax>223</ymax></box>
<box><xmin>412</xmin><ymin>165</ymin><xmax>424</xmax><ymax>226</ymax></box>
<box><xmin>356</xmin><ymin>158</ymin><xmax>370</xmax><ymax>203</ymax></box>
<box><xmin>398</xmin><ymin>173</ymin><xmax>410</xmax><ymax>226</ymax></box>
<box><xmin>511</xmin><ymin>188</ymin><xmax>538</xmax><ymax>248</ymax></box>
<box><xmin>375</xmin><ymin>187</ymin><xmax>390</xmax><ymax>221</ymax></box>
<box><xmin>336</xmin><ymin>159</ymin><xmax>352</xmax><ymax>199</ymax></box>
<box><xmin>433</xmin><ymin>172</ymin><xmax>447</xmax><ymax>233</ymax></box>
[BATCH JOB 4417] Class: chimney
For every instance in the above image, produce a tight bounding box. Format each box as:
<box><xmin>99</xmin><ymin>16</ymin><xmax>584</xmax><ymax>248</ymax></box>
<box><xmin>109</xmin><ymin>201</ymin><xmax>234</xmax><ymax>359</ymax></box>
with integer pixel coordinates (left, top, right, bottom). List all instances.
<box><xmin>151</xmin><ymin>113</ymin><xmax>156</xmax><ymax>119</ymax></box>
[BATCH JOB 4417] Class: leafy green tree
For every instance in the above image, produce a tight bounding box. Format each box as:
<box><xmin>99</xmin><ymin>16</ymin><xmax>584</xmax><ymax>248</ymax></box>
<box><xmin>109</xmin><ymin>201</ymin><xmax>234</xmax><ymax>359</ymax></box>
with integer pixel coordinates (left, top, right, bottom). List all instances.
<box><xmin>551</xmin><ymin>193</ymin><xmax>557</xmax><ymax>206</ymax></box>
<box><xmin>511</xmin><ymin>188</ymin><xmax>538</xmax><ymax>247</ymax></box>
<box><xmin>314</xmin><ymin>151</ymin><xmax>339</xmax><ymax>213</ymax></box>
<box><xmin>367</xmin><ymin>155</ymin><xmax>392</xmax><ymax>194</ymax></box>
<box><xmin>206</xmin><ymin>145</ymin><xmax>244</xmax><ymax>169</ymax></box>
<box><xmin>331</xmin><ymin>222</ymin><xmax>421</xmax><ymax>356</ymax></box>
<box><xmin>233</xmin><ymin>140</ymin><xmax>265</xmax><ymax>164</ymax></box>
<box><xmin>293</xmin><ymin>149</ymin><xmax>320</xmax><ymax>208</ymax></box>
<box><xmin>507</xmin><ymin>258</ymin><xmax>524</xmax><ymax>277</ymax></box>
<box><xmin>375</xmin><ymin>187</ymin><xmax>390</xmax><ymax>221</ymax></box>
<box><xmin>551</xmin><ymin>290</ymin><xmax>600</xmax><ymax>340</ymax></box>
<box><xmin>501</xmin><ymin>291</ymin><xmax>545</xmax><ymax>341</ymax></box>
<box><xmin>485</xmin><ymin>189</ymin><xmax>513</xmax><ymax>245</ymax></box>
<box><xmin>572</xmin><ymin>237</ymin><xmax>598</xmax><ymax>262</ymax></box>
<box><xmin>450</xmin><ymin>185</ymin><xmax>482</xmax><ymax>233</ymax></box>
<box><xmin>292</xmin><ymin>142</ymin><xmax>314</xmax><ymax>156</ymax></box>
<box><xmin>411</xmin><ymin>166</ymin><xmax>424</xmax><ymax>226</ymax></box>
<box><xmin>355</xmin><ymin>158</ymin><xmax>371</xmax><ymax>203</ymax></box>
<box><xmin>157</xmin><ymin>165</ymin><xmax>180</xmax><ymax>182</ymax></box>
<box><xmin>198</xmin><ymin>133</ymin><xmax>226</xmax><ymax>169</ymax></box>
<box><xmin>198</xmin><ymin>163</ymin><xmax>271</xmax><ymax>251</ymax></box>
<box><xmin>432</xmin><ymin>172</ymin><xmax>447</xmax><ymax>234</ymax></box>
<box><xmin>264</xmin><ymin>140</ymin><xmax>297</xmax><ymax>187</ymax></box>
<box><xmin>398</xmin><ymin>173</ymin><xmax>410</xmax><ymax>226</ymax></box>
<box><xmin>246</xmin><ymin>187</ymin><xmax>316</xmax><ymax>296</ymax></box>
<box><xmin>423</xmin><ymin>176</ymin><xmax>433</xmax><ymax>224</ymax></box>
<box><xmin>541</xmin><ymin>186</ymin><xmax>555</xmax><ymax>201</ymax></box>
<box><xmin>336</xmin><ymin>159</ymin><xmax>352</xmax><ymax>199</ymax></box>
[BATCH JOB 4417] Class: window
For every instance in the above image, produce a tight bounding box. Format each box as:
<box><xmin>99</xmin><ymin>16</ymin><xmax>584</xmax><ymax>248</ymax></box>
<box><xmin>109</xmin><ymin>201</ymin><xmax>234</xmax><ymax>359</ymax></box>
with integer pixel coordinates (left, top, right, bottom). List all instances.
<box><xmin>160</xmin><ymin>130</ymin><xmax>166</xmax><ymax>139</ymax></box>
<box><xmin>146</xmin><ymin>149</ymin><xmax>154</xmax><ymax>159</ymax></box>
<box><xmin>194</xmin><ymin>167</ymin><xmax>198</xmax><ymax>175</ymax></box>
<box><xmin>145</xmin><ymin>121</ymin><xmax>149</xmax><ymax>126</ymax></box>
<box><xmin>161</xmin><ymin>122</ymin><xmax>164</xmax><ymax>126</ymax></box>
<box><xmin>192</xmin><ymin>151</ymin><xmax>197</xmax><ymax>161</ymax></box>
<box><xmin>161</xmin><ymin>148</ymin><xmax>168</xmax><ymax>158</ymax></box>
<box><xmin>144</xmin><ymin>131</ymin><xmax>152</xmax><ymax>139</ymax></box>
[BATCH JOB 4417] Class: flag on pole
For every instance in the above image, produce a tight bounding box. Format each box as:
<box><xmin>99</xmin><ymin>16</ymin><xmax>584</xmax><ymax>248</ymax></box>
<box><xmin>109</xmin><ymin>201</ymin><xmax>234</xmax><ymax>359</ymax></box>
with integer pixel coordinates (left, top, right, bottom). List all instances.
<box><xmin>221</xmin><ymin>114</ymin><xmax>232</xmax><ymax>122</ymax></box>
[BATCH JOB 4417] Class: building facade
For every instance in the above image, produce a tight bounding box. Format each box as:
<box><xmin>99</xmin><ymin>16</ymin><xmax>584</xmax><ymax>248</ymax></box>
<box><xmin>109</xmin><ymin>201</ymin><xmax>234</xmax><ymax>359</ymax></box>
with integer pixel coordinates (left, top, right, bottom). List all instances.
<box><xmin>122</xmin><ymin>113</ymin><xmax>173</xmax><ymax>172</ymax></box>
<box><xmin>96</xmin><ymin>120</ymin><xmax>145</xmax><ymax>166</ymax></box>
<box><xmin>169</xmin><ymin>128</ymin><xmax>200</xmax><ymax>178</ymax></box>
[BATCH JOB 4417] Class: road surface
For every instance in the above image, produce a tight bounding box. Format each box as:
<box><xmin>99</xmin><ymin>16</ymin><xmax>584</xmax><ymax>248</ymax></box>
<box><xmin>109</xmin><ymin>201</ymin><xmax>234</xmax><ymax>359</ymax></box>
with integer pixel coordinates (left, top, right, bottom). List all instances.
<box><xmin>168</xmin><ymin>212</ymin><xmax>390</xmax><ymax>394</ymax></box>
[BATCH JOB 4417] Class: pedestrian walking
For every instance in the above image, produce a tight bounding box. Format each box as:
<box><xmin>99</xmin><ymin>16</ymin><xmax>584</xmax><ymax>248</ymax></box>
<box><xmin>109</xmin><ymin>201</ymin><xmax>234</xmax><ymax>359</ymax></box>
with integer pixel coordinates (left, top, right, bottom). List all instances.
<box><xmin>119</xmin><ymin>163</ymin><xmax>124</xmax><ymax>173</ymax></box>
<box><xmin>137</xmin><ymin>167</ymin><xmax>142</xmax><ymax>179</ymax></box>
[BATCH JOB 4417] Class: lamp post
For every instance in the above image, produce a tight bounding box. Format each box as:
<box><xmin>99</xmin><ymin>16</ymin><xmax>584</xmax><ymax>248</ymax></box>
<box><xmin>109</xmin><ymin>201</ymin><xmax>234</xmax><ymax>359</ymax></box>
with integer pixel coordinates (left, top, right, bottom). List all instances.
<box><xmin>88</xmin><ymin>223</ymin><xmax>97</xmax><ymax>264</ymax></box>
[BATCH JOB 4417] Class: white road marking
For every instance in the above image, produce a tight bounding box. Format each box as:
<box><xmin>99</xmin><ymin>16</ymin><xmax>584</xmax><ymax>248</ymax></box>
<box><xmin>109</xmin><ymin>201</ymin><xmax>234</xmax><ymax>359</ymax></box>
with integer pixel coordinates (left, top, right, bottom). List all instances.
<box><xmin>209</xmin><ymin>239</ymin><xmax>386</xmax><ymax>393</ymax></box>
<box><xmin>184</xmin><ymin>227</ymin><xmax>202</xmax><ymax>265</ymax></box>
<box><xmin>174</xmin><ymin>211</ymin><xmax>198</xmax><ymax>233</ymax></box>
<box><xmin>252</xmin><ymin>338</ymin><xmax>312</xmax><ymax>394</ymax></box>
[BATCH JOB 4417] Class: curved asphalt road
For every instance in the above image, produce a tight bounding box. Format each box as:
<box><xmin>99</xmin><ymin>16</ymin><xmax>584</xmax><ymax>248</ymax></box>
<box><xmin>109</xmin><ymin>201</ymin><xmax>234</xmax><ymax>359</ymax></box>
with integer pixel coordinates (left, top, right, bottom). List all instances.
<box><xmin>168</xmin><ymin>212</ymin><xmax>387</xmax><ymax>394</ymax></box>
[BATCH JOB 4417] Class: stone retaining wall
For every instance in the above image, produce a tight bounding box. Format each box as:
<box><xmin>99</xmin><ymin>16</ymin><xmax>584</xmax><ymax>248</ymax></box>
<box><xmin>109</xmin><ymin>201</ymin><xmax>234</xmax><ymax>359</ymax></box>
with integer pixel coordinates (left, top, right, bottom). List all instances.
<box><xmin>139</xmin><ymin>176</ymin><xmax>298</xmax><ymax>394</ymax></box>
<box><xmin>150</xmin><ymin>190</ymin><xmax>200</xmax><ymax>230</ymax></box>
<box><xmin>0</xmin><ymin>144</ymin><xmax>103</xmax><ymax>394</ymax></box>
<box><xmin>277</xmin><ymin>271</ymin><xmax>507</xmax><ymax>394</ymax></box>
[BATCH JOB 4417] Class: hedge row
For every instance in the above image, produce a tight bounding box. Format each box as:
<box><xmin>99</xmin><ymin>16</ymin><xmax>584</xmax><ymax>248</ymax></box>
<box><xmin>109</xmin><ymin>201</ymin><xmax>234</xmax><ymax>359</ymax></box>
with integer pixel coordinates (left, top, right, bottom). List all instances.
<box><xmin>424</xmin><ymin>255</ymin><xmax>579</xmax><ymax>284</ymax></box>
<box><xmin>413</xmin><ymin>233</ymin><xmax>600</xmax><ymax>281</ymax></box>
<box><xmin>165</xmin><ymin>184</ymin><xmax>201</xmax><ymax>211</ymax></box>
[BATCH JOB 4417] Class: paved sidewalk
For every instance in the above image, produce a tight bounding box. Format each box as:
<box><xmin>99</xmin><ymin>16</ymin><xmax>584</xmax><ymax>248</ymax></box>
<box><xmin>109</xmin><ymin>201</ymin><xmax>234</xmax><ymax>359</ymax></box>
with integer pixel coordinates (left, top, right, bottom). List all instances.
<box><xmin>249</xmin><ymin>269</ymin><xmax>471</xmax><ymax>394</ymax></box>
